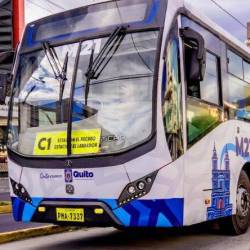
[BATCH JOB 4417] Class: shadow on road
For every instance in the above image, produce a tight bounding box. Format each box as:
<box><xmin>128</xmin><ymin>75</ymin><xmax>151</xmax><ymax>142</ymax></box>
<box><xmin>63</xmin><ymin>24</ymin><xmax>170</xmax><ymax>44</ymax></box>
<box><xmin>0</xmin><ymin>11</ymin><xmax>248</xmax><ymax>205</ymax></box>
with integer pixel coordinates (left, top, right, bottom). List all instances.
<box><xmin>36</xmin><ymin>222</ymin><xmax>225</xmax><ymax>250</ymax></box>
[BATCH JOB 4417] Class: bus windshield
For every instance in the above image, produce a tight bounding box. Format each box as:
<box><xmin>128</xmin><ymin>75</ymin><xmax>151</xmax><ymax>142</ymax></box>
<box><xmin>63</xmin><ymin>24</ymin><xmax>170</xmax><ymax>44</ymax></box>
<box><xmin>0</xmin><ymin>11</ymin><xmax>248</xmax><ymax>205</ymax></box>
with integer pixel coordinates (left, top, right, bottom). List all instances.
<box><xmin>8</xmin><ymin>30</ymin><xmax>159</xmax><ymax>156</ymax></box>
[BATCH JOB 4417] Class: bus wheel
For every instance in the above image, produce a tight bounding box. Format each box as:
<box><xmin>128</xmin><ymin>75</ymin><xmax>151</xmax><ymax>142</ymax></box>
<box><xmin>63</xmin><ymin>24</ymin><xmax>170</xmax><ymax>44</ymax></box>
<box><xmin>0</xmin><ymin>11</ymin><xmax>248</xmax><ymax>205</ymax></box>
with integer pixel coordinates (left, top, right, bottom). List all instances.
<box><xmin>219</xmin><ymin>170</ymin><xmax>250</xmax><ymax>235</ymax></box>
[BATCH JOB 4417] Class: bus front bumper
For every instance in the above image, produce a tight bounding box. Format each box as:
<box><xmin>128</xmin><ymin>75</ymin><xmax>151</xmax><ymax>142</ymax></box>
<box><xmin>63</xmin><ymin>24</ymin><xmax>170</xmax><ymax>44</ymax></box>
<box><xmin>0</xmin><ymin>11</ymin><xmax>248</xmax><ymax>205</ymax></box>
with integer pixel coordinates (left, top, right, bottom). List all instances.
<box><xmin>11</xmin><ymin>196</ymin><xmax>184</xmax><ymax>228</ymax></box>
<box><xmin>31</xmin><ymin>200</ymin><xmax>121</xmax><ymax>227</ymax></box>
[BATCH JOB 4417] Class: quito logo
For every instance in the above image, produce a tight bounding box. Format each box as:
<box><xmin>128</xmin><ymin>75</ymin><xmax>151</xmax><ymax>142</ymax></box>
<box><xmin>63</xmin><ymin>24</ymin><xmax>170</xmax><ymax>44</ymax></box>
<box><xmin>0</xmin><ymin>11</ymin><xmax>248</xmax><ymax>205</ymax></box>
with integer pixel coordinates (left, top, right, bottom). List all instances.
<box><xmin>73</xmin><ymin>170</ymin><xmax>94</xmax><ymax>179</ymax></box>
<box><xmin>64</xmin><ymin>169</ymin><xmax>73</xmax><ymax>183</ymax></box>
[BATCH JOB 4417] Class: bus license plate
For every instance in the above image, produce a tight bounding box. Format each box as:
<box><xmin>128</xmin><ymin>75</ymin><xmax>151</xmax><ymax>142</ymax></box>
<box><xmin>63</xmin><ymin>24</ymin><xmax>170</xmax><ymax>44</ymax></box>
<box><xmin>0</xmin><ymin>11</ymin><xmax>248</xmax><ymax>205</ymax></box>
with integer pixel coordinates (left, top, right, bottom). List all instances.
<box><xmin>56</xmin><ymin>208</ymin><xmax>84</xmax><ymax>222</ymax></box>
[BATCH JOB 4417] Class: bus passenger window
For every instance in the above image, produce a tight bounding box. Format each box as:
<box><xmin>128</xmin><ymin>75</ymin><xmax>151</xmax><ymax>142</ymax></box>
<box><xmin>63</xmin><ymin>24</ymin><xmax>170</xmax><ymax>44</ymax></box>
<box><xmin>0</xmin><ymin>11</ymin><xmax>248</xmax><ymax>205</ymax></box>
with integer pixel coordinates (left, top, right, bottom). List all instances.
<box><xmin>185</xmin><ymin>47</ymin><xmax>220</xmax><ymax>105</ymax></box>
<box><xmin>184</xmin><ymin>43</ymin><xmax>200</xmax><ymax>98</ymax></box>
<box><xmin>184</xmin><ymin>45</ymin><xmax>222</xmax><ymax>146</ymax></box>
<box><xmin>225</xmin><ymin>50</ymin><xmax>250</xmax><ymax>121</ymax></box>
<box><xmin>243</xmin><ymin>61</ymin><xmax>250</xmax><ymax>83</ymax></box>
<box><xmin>200</xmin><ymin>53</ymin><xmax>220</xmax><ymax>105</ymax></box>
<box><xmin>228</xmin><ymin>50</ymin><xmax>243</xmax><ymax>79</ymax></box>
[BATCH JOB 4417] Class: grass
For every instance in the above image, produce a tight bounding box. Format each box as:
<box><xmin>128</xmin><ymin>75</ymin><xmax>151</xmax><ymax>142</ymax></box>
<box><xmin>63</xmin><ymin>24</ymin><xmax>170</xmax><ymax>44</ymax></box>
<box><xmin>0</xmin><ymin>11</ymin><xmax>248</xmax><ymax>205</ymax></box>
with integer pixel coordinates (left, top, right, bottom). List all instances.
<box><xmin>0</xmin><ymin>225</ymin><xmax>74</xmax><ymax>244</ymax></box>
<box><xmin>0</xmin><ymin>201</ymin><xmax>12</xmax><ymax>214</ymax></box>
<box><xmin>0</xmin><ymin>201</ymin><xmax>11</xmax><ymax>206</ymax></box>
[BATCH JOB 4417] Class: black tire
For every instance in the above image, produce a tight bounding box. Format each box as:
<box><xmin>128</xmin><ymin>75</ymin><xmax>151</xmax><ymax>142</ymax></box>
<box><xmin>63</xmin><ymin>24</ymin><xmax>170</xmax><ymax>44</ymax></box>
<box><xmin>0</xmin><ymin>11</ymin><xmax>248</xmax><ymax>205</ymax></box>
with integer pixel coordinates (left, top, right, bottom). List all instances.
<box><xmin>219</xmin><ymin>170</ymin><xmax>250</xmax><ymax>235</ymax></box>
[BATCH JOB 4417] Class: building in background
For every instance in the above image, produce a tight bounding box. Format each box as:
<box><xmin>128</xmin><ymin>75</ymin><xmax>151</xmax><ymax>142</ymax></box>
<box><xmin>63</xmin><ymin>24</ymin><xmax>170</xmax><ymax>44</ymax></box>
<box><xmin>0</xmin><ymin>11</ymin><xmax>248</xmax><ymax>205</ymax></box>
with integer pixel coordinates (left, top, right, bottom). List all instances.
<box><xmin>24</xmin><ymin>0</ymin><xmax>107</xmax><ymax>24</ymax></box>
<box><xmin>0</xmin><ymin>0</ymin><xmax>21</xmax><ymax>172</ymax></box>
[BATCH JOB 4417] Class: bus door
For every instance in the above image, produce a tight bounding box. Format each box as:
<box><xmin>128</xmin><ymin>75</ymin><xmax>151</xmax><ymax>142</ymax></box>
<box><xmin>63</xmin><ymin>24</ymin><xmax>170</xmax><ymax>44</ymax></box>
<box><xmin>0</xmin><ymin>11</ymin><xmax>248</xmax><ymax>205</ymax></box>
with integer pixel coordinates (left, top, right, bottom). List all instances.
<box><xmin>179</xmin><ymin>15</ymin><xmax>224</xmax><ymax>224</ymax></box>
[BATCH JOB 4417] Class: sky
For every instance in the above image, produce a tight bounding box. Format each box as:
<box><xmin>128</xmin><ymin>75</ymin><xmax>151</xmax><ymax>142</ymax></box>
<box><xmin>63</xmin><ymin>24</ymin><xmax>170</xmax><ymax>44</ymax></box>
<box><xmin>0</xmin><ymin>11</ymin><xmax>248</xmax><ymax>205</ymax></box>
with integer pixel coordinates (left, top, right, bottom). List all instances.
<box><xmin>25</xmin><ymin>0</ymin><xmax>250</xmax><ymax>42</ymax></box>
<box><xmin>187</xmin><ymin>0</ymin><xmax>250</xmax><ymax>42</ymax></box>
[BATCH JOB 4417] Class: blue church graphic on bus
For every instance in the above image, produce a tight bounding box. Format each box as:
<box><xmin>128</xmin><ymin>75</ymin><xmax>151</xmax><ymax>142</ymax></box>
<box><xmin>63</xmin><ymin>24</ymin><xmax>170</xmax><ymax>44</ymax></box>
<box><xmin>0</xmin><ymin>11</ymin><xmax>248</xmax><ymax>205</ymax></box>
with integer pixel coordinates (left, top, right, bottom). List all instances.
<box><xmin>207</xmin><ymin>145</ymin><xmax>233</xmax><ymax>220</ymax></box>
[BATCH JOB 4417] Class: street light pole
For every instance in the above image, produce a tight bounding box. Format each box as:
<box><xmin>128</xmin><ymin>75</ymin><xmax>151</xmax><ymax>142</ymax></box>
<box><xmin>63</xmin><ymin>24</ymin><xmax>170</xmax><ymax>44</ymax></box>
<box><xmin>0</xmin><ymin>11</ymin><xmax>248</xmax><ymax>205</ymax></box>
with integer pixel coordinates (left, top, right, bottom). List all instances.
<box><xmin>247</xmin><ymin>22</ymin><xmax>250</xmax><ymax>47</ymax></box>
<box><xmin>13</xmin><ymin>0</ymin><xmax>25</xmax><ymax>48</ymax></box>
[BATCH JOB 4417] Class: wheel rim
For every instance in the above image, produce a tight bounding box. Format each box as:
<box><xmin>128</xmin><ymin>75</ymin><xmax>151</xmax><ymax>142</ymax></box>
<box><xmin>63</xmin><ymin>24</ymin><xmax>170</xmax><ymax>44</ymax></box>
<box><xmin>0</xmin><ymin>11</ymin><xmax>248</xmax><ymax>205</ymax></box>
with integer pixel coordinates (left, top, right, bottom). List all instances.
<box><xmin>236</xmin><ymin>186</ymin><xmax>250</xmax><ymax>218</ymax></box>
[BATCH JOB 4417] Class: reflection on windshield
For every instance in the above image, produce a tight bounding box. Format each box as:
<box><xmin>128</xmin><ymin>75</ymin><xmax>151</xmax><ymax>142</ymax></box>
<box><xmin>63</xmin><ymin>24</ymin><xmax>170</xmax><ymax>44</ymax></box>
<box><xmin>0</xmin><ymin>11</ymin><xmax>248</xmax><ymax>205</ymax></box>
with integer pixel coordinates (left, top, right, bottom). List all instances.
<box><xmin>8</xmin><ymin>31</ymin><xmax>159</xmax><ymax>156</ymax></box>
<box><xmin>35</xmin><ymin>2</ymin><xmax>147</xmax><ymax>42</ymax></box>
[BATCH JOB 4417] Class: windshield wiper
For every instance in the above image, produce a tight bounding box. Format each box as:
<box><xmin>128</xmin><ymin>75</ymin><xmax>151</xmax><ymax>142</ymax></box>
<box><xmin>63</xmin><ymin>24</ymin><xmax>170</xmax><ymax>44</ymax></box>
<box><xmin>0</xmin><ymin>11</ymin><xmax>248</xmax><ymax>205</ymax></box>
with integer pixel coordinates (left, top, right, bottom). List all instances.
<box><xmin>21</xmin><ymin>77</ymin><xmax>46</xmax><ymax>105</ymax></box>
<box><xmin>58</xmin><ymin>52</ymin><xmax>69</xmax><ymax>122</ymax></box>
<box><xmin>42</xmin><ymin>42</ymin><xmax>69</xmax><ymax>122</ymax></box>
<box><xmin>21</xmin><ymin>85</ymin><xmax>36</xmax><ymax>104</ymax></box>
<box><xmin>42</xmin><ymin>42</ymin><xmax>62</xmax><ymax>79</ymax></box>
<box><xmin>84</xmin><ymin>26</ymin><xmax>127</xmax><ymax>105</ymax></box>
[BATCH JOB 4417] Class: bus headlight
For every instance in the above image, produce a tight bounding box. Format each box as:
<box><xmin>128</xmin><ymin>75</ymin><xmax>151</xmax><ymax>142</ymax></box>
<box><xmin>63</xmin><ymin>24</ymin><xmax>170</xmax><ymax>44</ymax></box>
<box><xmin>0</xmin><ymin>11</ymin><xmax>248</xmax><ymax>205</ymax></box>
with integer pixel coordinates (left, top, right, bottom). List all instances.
<box><xmin>10</xmin><ymin>178</ymin><xmax>32</xmax><ymax>204</ymax></box>
<box><xmin>118</xmin><ymin>170</ymin><xmax>158</xmax><ymax>206</ymax></box>
<box><xmin>137</xmin><ymin>181</ymin><xmax>146</xmax><ymax>190</ymax></box>
<box><xmin>128</xmin><ymin>185</ymin><xmax>136</xmax><ymax>194</ymax></box>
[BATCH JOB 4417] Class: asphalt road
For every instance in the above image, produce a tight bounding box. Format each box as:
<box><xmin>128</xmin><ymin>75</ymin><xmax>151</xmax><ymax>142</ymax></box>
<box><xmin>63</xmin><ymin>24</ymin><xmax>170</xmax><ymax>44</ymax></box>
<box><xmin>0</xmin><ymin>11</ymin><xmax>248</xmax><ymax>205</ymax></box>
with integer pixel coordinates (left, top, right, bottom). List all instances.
<box><xmin>0</xmin><ymin>213</ymin><xmax>49</xmax><ymax>233</ymax></box>
<box><xmin>1</xmin><ymin>224</ymin><xmax>250</xmax><ymax>250</ymax></box>
<box><xmin>0</xmin><ymin>178</ymin><xmax>9</xmax><ymax>194</ymax></box>
<box><xmin>0</xmin><ymin>192</ymin><xmax>10</xmax><ymax>201</ymax></box>
<box><xmin>0</xmin><ymin>176</ymin><xmax>10</xmax><ymax>201</ymax></box>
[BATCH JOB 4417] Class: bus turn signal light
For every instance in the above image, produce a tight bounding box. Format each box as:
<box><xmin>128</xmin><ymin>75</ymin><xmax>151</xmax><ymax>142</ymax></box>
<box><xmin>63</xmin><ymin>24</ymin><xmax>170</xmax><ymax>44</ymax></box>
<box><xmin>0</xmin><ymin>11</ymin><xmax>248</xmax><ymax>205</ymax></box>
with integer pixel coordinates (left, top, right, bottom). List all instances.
<box><xmin>38</xmin><ymin>206</ymin><xmax>46</xmax><ymax>212</ymax></box>
<box><xmin>94</xmin><ymin>208</ymin><xmax>104</xmax><ymax>214</ymax></box>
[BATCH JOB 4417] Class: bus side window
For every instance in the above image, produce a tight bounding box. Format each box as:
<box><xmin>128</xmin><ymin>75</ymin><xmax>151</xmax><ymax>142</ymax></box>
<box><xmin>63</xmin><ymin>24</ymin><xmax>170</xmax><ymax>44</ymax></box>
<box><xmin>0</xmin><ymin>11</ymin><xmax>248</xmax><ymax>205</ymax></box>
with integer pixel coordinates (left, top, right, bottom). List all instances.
<box><xmin>225</xmin><ymin>49</ymin><xmax>250</xmax><ymax>121</ymax></box>
<box><xmin>185</xmin><ymin>45</ymin><xmax>220</xmax><ymax>105</ymax></box>
<box><xmin>162</xmin><ymin>23</ymin><xmax>184</xmax><ymax>160</ymax></box>
<box><xmin>184</xmin><ymin>45</ymin><xmax>223</xmax><ymax>146</ymax></box>
<box><xmin>184</xmin><ymin>43</ymin><xmax>200</xmax><ymax>98</ymax></box>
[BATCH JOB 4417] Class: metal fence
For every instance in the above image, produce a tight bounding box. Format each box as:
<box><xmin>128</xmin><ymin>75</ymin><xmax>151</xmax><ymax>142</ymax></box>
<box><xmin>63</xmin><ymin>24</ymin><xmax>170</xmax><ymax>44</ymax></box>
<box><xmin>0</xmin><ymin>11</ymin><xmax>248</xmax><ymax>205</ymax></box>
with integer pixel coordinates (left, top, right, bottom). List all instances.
<box><xmin>0</xmin><ymin>0</ymin><xmax>13</xmax><ymax>54</ymax></box>
<box><xmin>0</xmin><ymin>162</ymin><xmax>7</xmax><ymax>173</ymax></box>
<box><xmin>0</xmin><ymin>163</ymin><xmax>7</xmax><ymax>179</ymax></box>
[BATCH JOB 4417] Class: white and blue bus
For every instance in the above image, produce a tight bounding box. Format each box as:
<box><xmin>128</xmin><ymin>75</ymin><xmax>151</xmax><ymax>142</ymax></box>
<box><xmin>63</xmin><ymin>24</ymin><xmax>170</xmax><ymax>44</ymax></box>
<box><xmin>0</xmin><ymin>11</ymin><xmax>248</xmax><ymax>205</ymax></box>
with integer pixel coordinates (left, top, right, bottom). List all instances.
<box><xmin>5</xmin><ymin>0</ymin><xmax>250</xmax><ymax>234</ymax></box>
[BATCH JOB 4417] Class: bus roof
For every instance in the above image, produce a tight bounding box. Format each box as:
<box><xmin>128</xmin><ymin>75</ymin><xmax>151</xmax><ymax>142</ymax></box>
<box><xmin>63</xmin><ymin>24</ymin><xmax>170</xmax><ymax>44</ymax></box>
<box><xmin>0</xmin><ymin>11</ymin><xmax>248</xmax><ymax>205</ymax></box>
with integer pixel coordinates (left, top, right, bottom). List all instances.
<box><xmin>183</xmin><ymin>1</ymin><xmax>250</xmax><ymax>59</ymax></box>
<box><xmin>25</xmin><ymin>0</ymin><xmax>250</xmax><ymax>59</ymax></box>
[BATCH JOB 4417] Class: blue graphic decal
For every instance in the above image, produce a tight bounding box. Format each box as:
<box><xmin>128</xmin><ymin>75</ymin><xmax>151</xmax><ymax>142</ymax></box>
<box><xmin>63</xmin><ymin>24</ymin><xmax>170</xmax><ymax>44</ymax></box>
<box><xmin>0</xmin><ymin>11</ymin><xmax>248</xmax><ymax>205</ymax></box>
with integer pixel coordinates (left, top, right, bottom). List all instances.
<box><xmin>220</xmin><ymin>142</ymin><xmax>250</xmax><ymax>167</ymax></box>
<box><xmin>11</xmin><ymin>197</ymin><xmax>43</xmax><ymax>222</ymax></box>
<box><xmin>11</xmin><ymin>197</ymin><xmax>25</xmax><ymax>221</ymax></box>
<box><xmin>113</xmin><ymin>199</ymin><xmax>184</xmax><ymax>227</ymax></box>
<box><xmin>131</xmin><ymin>200</ymin><xmax>151</xmax><ymax>227</ymax></box>
<box><xmin>156</xmin><ymin>213</ymin><xmax>171</xmax><ymax>227</ymax></box>
<box><xmin>207</xmin><ymin>145</ymin><xmax>233</xmax><ymax>220</ymax></box>
<box><xmin>101</xmin><ymin>199</ymin><xmax>118</xmax><ymax>210</ymax></box>
<box><xmin>22</xmin><ymin>198</ymin><xmax>43</xmax><ymax>222</ymax></box>
<box><xmin>11</xmin><ymin>196</ymin><xmax>183</xmax><ymax>228</ymax></box>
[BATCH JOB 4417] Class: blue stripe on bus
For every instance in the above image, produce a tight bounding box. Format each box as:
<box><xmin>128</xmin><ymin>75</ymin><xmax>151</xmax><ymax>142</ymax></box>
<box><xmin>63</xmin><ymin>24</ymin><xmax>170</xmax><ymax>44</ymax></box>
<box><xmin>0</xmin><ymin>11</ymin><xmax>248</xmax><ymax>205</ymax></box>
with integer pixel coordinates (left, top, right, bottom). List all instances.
<box><xmin>22</xmin><ymin>198</ymin><xmax>43</xmax><ymax>222</ymax></box>
<box><xmin>108</xmin><ymin>198</ymin><xmax>184</xmax><ymax>227</ymax></box>
<box><xmin>11</xmin><ymin>197</ymin><xmax>25</xmax><ymax>221</ymax></box>
<box><xmin>156</xmin><ymin>213</ymin><xmax>172</xmax><ymax>227</ymax></box>
<box><xmin>11</xmin><ymin>197</ymin><xmax>183</xmax><ymax>227</ymax></box>
<box><xmin>131</xmin><ymin>200</ymin><xmax>151</xmax><ymax>227</ymax></box>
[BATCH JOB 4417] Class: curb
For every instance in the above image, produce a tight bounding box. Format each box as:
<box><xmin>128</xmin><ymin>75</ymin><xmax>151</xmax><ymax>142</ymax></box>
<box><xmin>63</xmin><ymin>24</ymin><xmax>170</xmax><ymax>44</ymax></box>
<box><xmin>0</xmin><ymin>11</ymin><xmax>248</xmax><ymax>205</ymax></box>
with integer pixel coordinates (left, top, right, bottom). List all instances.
<box><xmin>0</xmin><ymin>205</ymin><xmax>12</xmax><ymax>214</ymax></box>
<box><xmin>0</xmin><ymin>225</ymin><xmax>74</xmax><ymax>245</ymax></box>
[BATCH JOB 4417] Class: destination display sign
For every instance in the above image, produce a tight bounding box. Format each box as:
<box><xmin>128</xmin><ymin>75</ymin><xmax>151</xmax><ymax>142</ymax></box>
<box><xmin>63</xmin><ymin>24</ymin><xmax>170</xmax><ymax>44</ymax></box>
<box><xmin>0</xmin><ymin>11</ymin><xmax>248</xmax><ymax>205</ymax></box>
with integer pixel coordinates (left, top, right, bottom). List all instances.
<box><xmin>33</xmin><ymin>129</ymin><xmax>101</xmax><ymax>155</ymax></box>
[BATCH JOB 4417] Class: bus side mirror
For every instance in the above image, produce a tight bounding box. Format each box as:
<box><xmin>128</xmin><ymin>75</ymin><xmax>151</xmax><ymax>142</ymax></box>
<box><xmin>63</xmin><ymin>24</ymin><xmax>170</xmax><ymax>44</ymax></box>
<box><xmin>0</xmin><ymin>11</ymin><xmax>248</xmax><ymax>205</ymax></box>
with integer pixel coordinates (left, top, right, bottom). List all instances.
<box><xmin>0</xmin><ymin>51</ymin><xmax>15</xmax><ymax>104</ymax></box>
<box><xmin>180</xmin><ymin>27</ymin><xmax>206</xmax><ymax>81</ymax></box>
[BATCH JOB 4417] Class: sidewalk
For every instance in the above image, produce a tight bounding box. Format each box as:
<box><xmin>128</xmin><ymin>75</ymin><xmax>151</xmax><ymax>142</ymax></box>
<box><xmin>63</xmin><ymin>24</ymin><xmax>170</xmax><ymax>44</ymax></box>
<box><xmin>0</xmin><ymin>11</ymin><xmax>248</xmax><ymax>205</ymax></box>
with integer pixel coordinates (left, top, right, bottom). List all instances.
<box><xmin>0</xmin><ymin>182</ymin><xmax>52</xmax><ymax>233</ymax></box>
<box><xmin>0</xmin><ymin>213</ymin><xmax>48</xmax><ymax>233</ymax></box>
<box><xmin>0</xmin><ymin>192</ymin><xmax>10</xmax><ymax>202</ymax></box>
<box><xmin>0</xmin><ymin>180</ymin><xmax>74</xmax><ymax>244</ymax></box>
<box><xmin>0</xmin><ymin>212</ymin><xmax>72</xmax><ymax>244</ymax></box>
<box><xmin>0</xmin><ymin>178</ymin><xmax>9</xmax><ymax>194</ymax></box>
